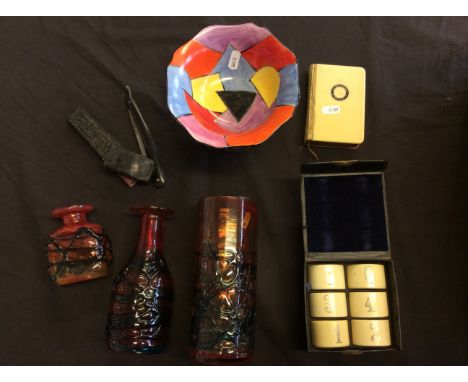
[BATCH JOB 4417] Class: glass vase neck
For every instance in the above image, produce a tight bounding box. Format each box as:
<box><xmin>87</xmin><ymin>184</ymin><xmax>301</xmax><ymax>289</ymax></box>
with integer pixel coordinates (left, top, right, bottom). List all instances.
<box><xmin>131</xmin><ymin>206</ymin><xmax>173</xmax><ymax>256</ymax></box>
<box><xmin>51</xmin><ymin>204</ymin><xmax>94</xmax><ymax>226</ymax></box>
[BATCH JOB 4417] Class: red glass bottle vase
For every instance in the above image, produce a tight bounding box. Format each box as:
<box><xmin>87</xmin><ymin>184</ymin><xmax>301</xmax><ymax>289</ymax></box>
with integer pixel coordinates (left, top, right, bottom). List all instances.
<box><xmin>190</xmin><ymin>196</ymin><xmax>258</xmax><ymax>364</ymax></box>
<box><xmin>106</xmin><ymin>206</ymin><xmax>174</xmax><ymax>353</ymax></box>
<box><xmin>46</xmin><ymin>204</ymin><xmax>113</xmax><ymax>286</ymax></box>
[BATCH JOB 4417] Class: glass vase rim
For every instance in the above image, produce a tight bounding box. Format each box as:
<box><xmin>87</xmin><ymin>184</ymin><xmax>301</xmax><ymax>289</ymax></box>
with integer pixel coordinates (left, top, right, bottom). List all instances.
<box><xmin>130</xmin><ymin>205</ymin><xmax>174</xmax><ymax>218</ymax></box>
<box><xmin>51</xmin><ymin>204</ymin><xmax>94</xmax><ymax>218</ymax></box>
<box><xmin>200</xmin><ymin>196</ymin><xmax>257</xmax><ymax>211</ymax></box>
<box><xmin>200</xmin><ymin>195</ymin><xmax>254</xmax><ymax>202</ymax></box>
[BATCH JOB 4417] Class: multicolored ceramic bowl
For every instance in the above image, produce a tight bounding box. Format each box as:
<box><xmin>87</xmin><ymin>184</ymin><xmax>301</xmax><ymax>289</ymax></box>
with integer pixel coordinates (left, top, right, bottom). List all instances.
<box><xmin>167</xmin><ymin>23</ymin><xmax>299</xmax><ymax>148</ymax></box>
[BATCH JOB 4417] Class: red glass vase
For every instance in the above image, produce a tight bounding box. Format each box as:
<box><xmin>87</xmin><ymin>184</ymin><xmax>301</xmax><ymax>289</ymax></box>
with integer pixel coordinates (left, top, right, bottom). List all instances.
<box><xmin>106</xmin><ymin>206</ymin><xmax>174</xmax><ymax>353</ymax></box>
<box><xmin>46</xmin><ymin>204</ymin><xmax>112</xmax><ymax>286</ymax></box>
<box><xmin>190</xmin><ymin>196</ymin><xmax>258</xmax><ymax>364</ymax></box>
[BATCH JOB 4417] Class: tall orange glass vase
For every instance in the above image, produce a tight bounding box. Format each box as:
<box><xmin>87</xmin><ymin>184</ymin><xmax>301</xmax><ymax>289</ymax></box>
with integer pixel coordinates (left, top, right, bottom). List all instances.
<box><xmin>190</xmin><ymin>196</ymin><xmax>258</xmax><ymax>364</ymax></box>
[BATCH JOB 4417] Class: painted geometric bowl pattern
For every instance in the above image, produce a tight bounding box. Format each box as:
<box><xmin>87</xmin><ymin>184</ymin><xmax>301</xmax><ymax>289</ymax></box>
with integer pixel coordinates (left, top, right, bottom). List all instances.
<box><xmin>167</xmin><ymin>23</ymin><xmax>299</xmax><ymax>148</ymax></box>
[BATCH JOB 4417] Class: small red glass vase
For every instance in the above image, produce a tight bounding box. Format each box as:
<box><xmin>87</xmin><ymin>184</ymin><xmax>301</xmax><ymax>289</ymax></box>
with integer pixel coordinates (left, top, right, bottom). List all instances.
<box><xmin>46</xmin><ymin>204</ymin><xmax>113</xmax><ymax>286</ymax></box>
<box><xmin>106</xmin><ymin>206</ymin><xmax>174</xmax><ymax>354</ymax></box>
<box><xmin>190</xmin><ymin>196</ymin><xmax>258</xmax><ymax>364</ymax></box>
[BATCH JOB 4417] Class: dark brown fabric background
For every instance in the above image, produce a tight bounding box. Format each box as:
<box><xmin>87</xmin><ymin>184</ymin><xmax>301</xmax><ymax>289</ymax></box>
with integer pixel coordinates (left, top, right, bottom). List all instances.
<box><xmin>0</xmin><ymin>16</ymin><xmax>467</xmax><ymax>365</ymax></box>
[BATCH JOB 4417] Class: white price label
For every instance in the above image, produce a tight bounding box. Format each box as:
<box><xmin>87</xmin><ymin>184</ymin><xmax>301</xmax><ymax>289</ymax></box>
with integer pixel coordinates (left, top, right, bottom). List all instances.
<box><xmin>228</xmin><ymin>50</ymin><xmax>241</xmax><ymax>70</ymax></box>
<box><xmin>321</xmin><ymin>105</ymin><xmax>341</xmax><ymax>114</ymax></box>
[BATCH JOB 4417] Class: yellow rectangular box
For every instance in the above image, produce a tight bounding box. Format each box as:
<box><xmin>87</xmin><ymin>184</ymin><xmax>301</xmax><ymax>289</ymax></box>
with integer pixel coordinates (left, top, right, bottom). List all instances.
<box><xmin>305</xmin><ymin>64</ymin><xmax>366</xmax><ymax>147</ymax></box>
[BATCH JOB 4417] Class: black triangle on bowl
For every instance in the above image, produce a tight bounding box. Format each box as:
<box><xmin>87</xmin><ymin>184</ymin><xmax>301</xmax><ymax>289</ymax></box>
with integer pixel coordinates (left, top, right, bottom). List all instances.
<box><xmin>217</xmin><ymin>91</ymin><xmax>256</xmax><ymax>122</ymax></box>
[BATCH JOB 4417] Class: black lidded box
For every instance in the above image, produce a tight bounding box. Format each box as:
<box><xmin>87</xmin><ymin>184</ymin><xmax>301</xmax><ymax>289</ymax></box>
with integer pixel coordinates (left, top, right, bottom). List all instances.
<box><xmin>300</xmin><ymin>160</ymin><xmax>401</xmax><ymax>353</ymax></box>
